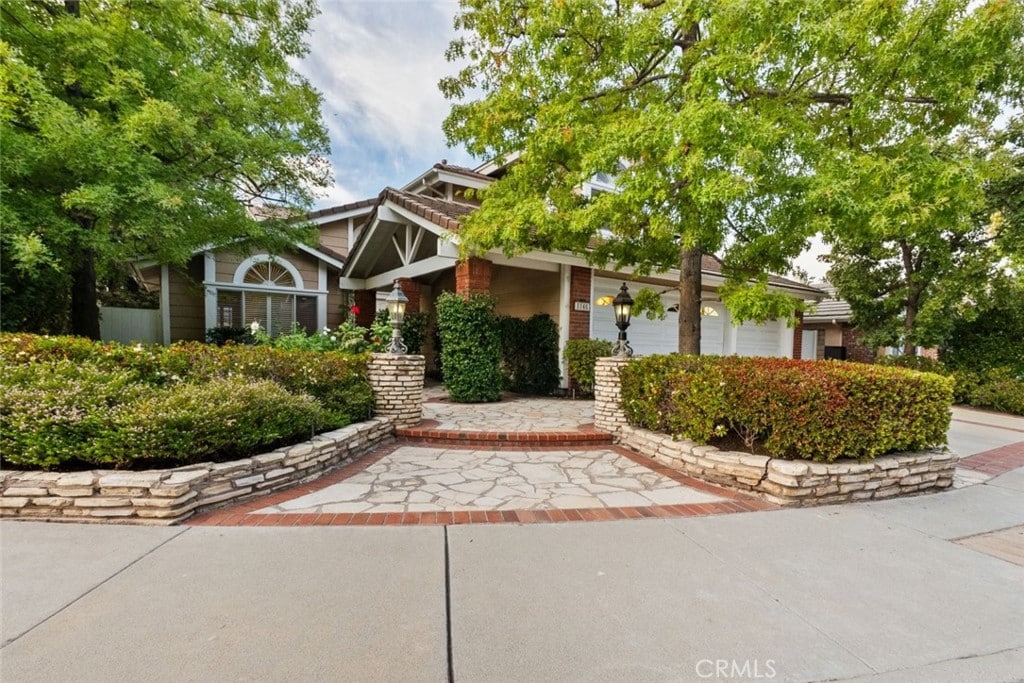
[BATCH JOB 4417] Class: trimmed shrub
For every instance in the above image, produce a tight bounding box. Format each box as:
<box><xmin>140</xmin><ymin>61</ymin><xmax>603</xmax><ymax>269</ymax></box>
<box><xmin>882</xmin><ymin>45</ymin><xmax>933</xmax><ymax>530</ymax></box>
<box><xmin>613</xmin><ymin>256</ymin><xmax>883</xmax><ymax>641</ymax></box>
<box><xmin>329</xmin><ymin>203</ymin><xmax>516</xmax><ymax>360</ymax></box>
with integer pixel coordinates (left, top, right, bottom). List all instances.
<box><xmin>435</xmin><ymin>292</ymin><xmax>502</xmax><ymax>402</ymax></box>
<box><xmin>93</xmin><ymin>378</ymin><xmax>327</xmax><ymax>467</ymax></box>
<box><xmin>969</xmin><ymin>368</ymin><xmax>1024</xmax><ymax>415</ymax></box>
<box><xmin>564</xmin><ymin>339</ymin><xmax>614</xmax><ymax>395</ymax></box>
<box><xmin>0</xmin><ymin>333</ymin><xmax>374</xmax><ymax>469</ymax></box>
<box><xmin>497</xmin><ymin>313</ymin><xmax>560</xmax><ymax>395</ymax></box>
<box><xmin>620</xmin><ymin>355</ymin><xmax>953</xmax><ymax>462</ymax></box>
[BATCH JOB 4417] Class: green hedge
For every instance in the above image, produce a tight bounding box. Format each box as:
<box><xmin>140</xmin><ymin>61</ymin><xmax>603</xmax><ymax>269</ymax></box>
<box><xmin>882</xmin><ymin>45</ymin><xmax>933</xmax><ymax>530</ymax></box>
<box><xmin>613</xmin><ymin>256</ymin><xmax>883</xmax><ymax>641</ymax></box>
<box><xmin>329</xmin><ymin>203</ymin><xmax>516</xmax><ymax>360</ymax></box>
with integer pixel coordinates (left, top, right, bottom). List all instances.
<box><xmin>498</xmin><ymin>314</ymin><xmax>560</xmax><ymax>395</ymax></box>
<box><xmin>564</xmin><ymin>339</ymin><xmax>613</xmax><ymax>395</ymax></box>
<box><xmin>620</xmin><ymin>355</ymin><xmax>953</xmax><ymax>462</ymax></box>
<box><xmin>876</xmin><ymin>354</ymin><xmax>1024</xmax><ymax>416</ymax></box>
<box><xmin>0</xmin><ymin>333</ymin><xmax>373</xmax><ymax>469</ymax></box>
<box><xmin>435</xmin><ymin>292</ymin><xmax>502</xmax><ymax>402</ymax></box>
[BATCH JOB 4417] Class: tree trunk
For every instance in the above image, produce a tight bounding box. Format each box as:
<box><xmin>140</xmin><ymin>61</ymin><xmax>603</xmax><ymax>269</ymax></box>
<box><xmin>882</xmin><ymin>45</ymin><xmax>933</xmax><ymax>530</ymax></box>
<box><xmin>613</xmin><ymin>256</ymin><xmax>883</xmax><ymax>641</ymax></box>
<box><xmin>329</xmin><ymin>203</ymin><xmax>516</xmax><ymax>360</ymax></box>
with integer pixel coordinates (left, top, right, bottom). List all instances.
<box><xmin>70</xmin><ymin>248</ymin><xmax>101</xmax><ymax>340</ymax></box>
<box><xmin>902</xmin><ymin>290</ymin><xmax>919</xmax><ymax>356</ymax></box>
<box><xmin>678</xmin><ymin>244</ymin><xmax>702</xmax><ymax>354</ymax></box>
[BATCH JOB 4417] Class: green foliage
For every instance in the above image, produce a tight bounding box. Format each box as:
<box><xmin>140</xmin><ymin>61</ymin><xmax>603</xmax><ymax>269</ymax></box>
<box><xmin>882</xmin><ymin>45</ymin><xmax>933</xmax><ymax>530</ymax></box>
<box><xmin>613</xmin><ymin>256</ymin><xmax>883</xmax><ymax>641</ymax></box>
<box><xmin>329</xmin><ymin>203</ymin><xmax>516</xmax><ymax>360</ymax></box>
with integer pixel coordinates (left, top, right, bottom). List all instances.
<box><xmin>442</xmin><ymin>0</ymin><xmax>1022</xmax><ymax>352</ymax></box>
<box><xmin>370</xmin><ymin>310</ymin><xmax>432</xmax><ymax>355</ymax></box>
<box><xmin>257</xmin><ymin>321</ymin><xmax>372</xmax><ymax>354</ymax></box>
<box><xmin>941</xmin><ymin>276</ymin><xmax>1024</xmax><ymax>376</ymax></box>
<box><xmin>875</xmin><ymin>355</ymin><xmax>947</xmax><ymax>375</ymax></box>
<box><xmin>968</xmin><ymin>368</ymin><xmax>1024</xmax><ymax>416</ymax></box>
<box><xmin>497</xmin><ymin>314</ymin><xmax>560</xmax><ymax>395</ymax></box>
<box><xmin>1</xmin><ymin>1</ymin><xmax>330</xmax><ymax>336</ymax></box>
<box><xmin>0</xmin><ymin>333</ymin><xmax>373</xmax><ymax>469</ymax></box>
<box><xmin>435</xmin><ymin>292</ymin><xmax>502</xmax><ymax>402</ymax></box>
<box><xmin>206</xmin><ymin>326</ymin><xmax>257</xmax><ymax>346</ymax></box>
<box><xmin>620</xmin><ymin>356</ymin><xmax>953</xmax><ymax>462</ymax></box>
<box><xmin>563</xmin><ymin>339</ymin><xmax>613</xmax><ymax>395</ymax></box>
<box><xmin>631</xmin><ymin>288</ymin><xmax>667</xmax><ymax>321</ymax></box>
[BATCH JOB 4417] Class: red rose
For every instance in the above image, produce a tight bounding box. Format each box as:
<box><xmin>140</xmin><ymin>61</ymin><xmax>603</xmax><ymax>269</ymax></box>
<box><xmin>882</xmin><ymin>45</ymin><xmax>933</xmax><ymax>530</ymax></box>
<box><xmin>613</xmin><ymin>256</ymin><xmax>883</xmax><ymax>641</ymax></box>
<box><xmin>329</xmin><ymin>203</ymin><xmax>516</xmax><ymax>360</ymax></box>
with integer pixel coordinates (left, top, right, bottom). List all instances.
<box><xmin>350</xmin><ymin>305</ymin><xmax>360</xmax><ymax>315</ymax></box>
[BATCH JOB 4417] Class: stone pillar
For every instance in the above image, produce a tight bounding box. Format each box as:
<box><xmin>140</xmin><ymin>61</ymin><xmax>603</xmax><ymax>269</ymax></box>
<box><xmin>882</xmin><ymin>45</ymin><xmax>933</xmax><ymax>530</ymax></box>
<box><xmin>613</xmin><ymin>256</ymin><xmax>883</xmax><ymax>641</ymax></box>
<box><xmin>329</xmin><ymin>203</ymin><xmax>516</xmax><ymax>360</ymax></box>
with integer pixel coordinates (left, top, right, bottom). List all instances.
<box><xmin>396</xmin><ymin>278</ymin><xmax>422</xmax><ymax>313</ymax></box>
<box><xmin>594</xmin><ymin>356</ymin><xmax>632</xmax><ymax>434</ymax></box>
<box><xmin>353</xmin><ymin>290</ymin><xmax>376</xmax><ymax>328</ymax></box>
<box><xmin>367</xmin><ymin>354</ymin><xmax>426</xmax><ymax>428</ymax></box>
<box><xmin>455</xmin><ymin>257</ymin><xmax>492</xmax><ymax>295</ymax></box>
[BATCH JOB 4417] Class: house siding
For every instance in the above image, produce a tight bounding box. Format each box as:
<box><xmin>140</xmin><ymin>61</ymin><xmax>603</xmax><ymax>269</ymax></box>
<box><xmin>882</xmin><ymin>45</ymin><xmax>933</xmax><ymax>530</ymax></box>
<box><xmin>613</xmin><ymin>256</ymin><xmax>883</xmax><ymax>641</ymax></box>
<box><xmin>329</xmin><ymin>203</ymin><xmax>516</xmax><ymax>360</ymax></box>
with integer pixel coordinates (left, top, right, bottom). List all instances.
<box><xmin>490</xmin><ymin>264</ymin><xmax>560</xmax><ymax>321</ymax></box>
<box><xmin>318</xmin><ymin>219</ymin><xmax>350</xmax><ymax>257</ymax></box>
<box><xmin>168</xmin><ymin>259</ymin><xmax>205</xmax><ymax>342</ymax></box>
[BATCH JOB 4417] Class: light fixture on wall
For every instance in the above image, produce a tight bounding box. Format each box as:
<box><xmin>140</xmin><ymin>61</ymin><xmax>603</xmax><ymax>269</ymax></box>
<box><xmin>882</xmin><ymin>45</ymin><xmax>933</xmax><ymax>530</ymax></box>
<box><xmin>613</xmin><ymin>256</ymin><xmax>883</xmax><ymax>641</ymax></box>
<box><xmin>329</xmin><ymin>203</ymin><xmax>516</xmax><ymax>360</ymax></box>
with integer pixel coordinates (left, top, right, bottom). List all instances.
<box><xmin>385</xmin><ymin>280</ymin><xmax>408</xmax><ymax>354</ymax></box>
<box><xmin>612</xmin><ymin>282</ymin><xmax>634</xmax><ymax>358</ymax></box>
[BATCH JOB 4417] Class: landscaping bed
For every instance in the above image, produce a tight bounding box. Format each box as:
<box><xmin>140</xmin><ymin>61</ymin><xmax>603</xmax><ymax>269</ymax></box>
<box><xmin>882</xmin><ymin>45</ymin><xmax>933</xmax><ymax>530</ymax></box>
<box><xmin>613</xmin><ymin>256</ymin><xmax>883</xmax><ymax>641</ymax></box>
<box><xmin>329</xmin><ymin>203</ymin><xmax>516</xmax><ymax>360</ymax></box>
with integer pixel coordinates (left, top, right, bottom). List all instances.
<box><xmin>0</xmin><ymin>334</ymin><xmax>374</xmax><ymax>470</ymax></box>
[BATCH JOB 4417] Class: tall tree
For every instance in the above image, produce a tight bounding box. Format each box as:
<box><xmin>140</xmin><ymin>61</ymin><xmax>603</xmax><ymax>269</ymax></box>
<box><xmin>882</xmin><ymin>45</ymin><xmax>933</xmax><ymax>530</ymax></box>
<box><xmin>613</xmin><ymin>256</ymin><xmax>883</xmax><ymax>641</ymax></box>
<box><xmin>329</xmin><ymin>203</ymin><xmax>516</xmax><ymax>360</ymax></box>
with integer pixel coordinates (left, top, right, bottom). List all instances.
<box><xmin>1</xmin><ymin>0</ymin><xmax>330</xmax><ymax>338</ymax></box>
<box><xmin>440</xmin><ymin>0</ymin><xmax>1021</xmax><ymax>353</ymax></box>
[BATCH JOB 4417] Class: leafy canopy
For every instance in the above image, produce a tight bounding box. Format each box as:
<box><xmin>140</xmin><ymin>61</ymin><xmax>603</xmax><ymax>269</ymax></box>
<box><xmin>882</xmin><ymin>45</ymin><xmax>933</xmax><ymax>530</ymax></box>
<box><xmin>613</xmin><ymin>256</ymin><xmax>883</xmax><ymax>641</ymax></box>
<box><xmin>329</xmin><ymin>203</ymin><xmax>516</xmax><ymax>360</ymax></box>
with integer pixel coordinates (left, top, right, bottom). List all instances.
<box><xmin>440</xmin><ymin>0</ymin><xmax>1022</xmax><ymax>347</ymax></box>
<box><xmin>1</xmin><ymin>0</ymin><xmax>330</xmax><ymax>333</ymax></box>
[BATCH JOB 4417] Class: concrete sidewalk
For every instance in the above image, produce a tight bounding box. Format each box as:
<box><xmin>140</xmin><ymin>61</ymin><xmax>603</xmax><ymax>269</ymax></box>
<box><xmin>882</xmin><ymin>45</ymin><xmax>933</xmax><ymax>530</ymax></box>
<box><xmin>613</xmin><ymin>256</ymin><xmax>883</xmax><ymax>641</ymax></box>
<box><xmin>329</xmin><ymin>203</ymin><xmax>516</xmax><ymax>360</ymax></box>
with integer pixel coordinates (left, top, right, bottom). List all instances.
<box><xmin>3</xmin><ymin>467</ymin><xmax>1022</xmax><ymax>682</ymax></box>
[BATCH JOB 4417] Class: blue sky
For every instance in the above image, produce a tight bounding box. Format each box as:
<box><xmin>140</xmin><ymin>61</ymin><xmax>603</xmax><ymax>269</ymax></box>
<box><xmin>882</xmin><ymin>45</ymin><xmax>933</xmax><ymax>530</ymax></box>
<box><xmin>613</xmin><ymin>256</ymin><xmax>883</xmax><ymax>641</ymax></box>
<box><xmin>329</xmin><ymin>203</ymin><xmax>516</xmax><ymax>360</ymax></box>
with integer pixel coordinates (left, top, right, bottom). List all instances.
<box><xmin>296</xmin><ymin>1</ymin><xmax>830</xmax><ymax>279</ymax></box>
<box><xmin>297</xmin><ymin>1</ymin><xmax>473</xmax><ymax>208</ymax></box>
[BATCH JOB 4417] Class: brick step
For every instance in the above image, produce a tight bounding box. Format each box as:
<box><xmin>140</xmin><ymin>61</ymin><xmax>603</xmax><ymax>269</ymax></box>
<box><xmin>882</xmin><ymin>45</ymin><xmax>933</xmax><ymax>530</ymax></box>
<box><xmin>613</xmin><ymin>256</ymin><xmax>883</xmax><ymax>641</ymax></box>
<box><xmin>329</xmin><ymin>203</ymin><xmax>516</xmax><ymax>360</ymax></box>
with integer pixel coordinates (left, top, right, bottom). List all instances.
<box><xmin>394</xmin><ymin>427</ymin><xmax>614</xmax><ymax>448</ymax></box>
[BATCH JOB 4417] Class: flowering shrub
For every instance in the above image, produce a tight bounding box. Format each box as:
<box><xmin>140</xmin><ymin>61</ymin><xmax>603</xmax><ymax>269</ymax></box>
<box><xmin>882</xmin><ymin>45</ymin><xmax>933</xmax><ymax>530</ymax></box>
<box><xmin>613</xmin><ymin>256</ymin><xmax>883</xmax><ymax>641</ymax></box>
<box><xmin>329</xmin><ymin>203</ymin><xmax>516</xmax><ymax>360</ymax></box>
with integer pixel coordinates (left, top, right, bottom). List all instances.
<box><xmin>620</xmin><ymin>355</ymin><xmax>953</xmax><ymax>462</ymax></box>
<box><xmin>0</xmin><ymin>333</ymin><xmax>374</xmax><ymax>469</ymax></box>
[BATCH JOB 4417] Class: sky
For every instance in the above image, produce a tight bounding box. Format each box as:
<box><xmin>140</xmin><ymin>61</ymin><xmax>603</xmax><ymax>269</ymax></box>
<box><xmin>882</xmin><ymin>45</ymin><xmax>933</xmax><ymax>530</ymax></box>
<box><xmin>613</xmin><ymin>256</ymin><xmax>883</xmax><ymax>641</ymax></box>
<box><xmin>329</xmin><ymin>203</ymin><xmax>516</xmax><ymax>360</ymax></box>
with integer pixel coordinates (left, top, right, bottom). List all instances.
<box><xmin>295</xmin><ymin>1</ymin><xmax>830</xmax><ymax>281</ymax></box>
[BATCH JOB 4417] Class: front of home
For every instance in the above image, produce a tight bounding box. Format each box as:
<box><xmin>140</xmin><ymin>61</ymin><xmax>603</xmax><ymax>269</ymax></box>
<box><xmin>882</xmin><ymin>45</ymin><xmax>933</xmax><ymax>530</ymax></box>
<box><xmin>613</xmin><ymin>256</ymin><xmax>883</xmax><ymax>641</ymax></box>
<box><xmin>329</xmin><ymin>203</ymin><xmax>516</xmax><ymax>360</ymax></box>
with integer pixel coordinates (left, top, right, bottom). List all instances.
<box><xmin>122</xmin><ymin>159</ymin><xmax>824</xmax><ymax>387</ymax></box>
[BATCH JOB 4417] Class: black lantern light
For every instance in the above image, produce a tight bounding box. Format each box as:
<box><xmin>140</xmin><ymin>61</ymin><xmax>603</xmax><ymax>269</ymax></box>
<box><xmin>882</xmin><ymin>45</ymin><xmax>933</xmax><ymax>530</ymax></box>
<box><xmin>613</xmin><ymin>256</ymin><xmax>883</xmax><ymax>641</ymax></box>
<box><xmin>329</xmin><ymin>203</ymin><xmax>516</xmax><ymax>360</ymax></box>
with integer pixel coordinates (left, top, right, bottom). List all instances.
<box><xmin>612</xmin><ymin>282</ymin><xmax>634</xmax><ymax>357</ymax></box>
<box><xmin>385</xmin><ymin>280</ymin><xmax>408</xmax><ymax>354</ymax></box>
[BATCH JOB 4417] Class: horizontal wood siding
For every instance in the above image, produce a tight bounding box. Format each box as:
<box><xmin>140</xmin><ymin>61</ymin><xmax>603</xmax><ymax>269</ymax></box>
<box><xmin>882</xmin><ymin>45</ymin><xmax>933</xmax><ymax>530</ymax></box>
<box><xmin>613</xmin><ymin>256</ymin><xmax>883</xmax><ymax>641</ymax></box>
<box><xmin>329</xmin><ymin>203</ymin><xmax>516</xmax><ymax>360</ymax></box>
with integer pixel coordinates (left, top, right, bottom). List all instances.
<box><xmin>318</xmin><ymin>219</ymin><xmax>350</xmax><ymax>257</ymax></box>
<box><xmin>168</xmin><ymin>263</ymin><xmax>205</xmax><ymax>342</ymax></box>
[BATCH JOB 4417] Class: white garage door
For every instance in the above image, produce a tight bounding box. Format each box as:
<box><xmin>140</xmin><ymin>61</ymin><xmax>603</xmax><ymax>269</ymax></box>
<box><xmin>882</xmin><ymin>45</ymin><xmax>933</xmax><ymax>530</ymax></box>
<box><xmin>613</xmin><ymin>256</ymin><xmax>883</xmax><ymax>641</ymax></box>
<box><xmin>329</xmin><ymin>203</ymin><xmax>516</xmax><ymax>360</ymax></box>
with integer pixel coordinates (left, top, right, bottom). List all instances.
<box><xmin>591</xmin><ymin>278</ymin><xmax>726</xmax><ymax>356</ymax></box>
<box><xmin>736</xmin><ymin>319</ymin><xmax>785</xmax><ymax>357</ymax></box>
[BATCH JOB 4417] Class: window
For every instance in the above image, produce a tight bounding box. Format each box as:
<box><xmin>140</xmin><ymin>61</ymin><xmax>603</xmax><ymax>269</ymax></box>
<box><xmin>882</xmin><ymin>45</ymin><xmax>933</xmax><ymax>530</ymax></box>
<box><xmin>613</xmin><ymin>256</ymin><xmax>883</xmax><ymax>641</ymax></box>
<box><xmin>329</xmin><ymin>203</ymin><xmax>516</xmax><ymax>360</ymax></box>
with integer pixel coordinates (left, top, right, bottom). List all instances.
<box><xmin>214</xmin><ymin>257</ymin><xmax>317</xmax><ymax>335</ymax></box>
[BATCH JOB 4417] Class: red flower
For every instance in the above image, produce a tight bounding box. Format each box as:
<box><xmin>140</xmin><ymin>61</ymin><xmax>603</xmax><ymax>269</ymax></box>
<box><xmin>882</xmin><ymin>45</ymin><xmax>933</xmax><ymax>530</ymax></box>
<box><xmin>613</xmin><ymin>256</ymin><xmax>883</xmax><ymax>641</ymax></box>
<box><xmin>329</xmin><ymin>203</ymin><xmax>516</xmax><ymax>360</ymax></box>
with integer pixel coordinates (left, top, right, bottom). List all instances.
<box><xmin>350</xmin><ymin>305</ymin><xmax>361</xmax><ymax>316</ymax></box>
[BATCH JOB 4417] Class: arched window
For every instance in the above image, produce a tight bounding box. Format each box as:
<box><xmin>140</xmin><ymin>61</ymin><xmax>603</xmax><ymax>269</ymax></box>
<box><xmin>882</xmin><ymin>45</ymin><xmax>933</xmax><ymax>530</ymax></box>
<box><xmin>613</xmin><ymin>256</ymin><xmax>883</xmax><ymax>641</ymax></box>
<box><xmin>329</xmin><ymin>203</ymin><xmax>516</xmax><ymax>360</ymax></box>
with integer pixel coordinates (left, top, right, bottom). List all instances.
<box><xmin>215</xmin><ymin>255</ymin><xmax>316</xmax><ymax>336</ymax></box>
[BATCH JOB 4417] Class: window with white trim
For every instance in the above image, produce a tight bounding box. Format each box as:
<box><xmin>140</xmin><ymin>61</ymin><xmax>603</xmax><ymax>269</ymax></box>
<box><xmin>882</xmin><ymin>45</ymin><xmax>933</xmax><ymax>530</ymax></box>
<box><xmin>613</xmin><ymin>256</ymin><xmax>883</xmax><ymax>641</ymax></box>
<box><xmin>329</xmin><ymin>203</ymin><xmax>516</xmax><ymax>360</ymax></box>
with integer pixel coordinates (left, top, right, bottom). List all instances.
<box><xmin>216</xmin><ymin>258</ymin><xmax>317</xmax><ymax>336</ymax></box>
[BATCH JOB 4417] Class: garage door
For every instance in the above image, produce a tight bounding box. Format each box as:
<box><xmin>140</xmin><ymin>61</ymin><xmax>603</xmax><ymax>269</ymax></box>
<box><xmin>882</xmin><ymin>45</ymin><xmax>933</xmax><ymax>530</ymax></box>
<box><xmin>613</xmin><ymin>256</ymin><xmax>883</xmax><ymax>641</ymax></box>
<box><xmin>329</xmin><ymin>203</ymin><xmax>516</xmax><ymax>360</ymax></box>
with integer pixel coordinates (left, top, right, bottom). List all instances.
<box><xmin>591</xmin><ymin>278</ymin><xmax>726</xmax><ymax>356</ymax></box>
<box><xmin>735</xmin><ymin>319</ymin><xmax>785</xmax><ymax>357</ymax></box>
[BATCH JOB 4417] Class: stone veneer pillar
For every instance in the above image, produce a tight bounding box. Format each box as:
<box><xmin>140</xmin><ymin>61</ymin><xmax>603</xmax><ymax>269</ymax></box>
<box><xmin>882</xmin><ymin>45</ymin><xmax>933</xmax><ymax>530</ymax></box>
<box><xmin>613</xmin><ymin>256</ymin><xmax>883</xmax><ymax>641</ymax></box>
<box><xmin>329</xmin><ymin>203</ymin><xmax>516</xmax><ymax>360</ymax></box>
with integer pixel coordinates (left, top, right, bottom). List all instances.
<box><xmin>367</xmin><ymin>354</ymin><xmax>426</xmax><ymax>428</ymax></box>
<box><xmin>593</xmin><ymin>356</ymin><xmax>632</xmax><ymax>434</ymax></box>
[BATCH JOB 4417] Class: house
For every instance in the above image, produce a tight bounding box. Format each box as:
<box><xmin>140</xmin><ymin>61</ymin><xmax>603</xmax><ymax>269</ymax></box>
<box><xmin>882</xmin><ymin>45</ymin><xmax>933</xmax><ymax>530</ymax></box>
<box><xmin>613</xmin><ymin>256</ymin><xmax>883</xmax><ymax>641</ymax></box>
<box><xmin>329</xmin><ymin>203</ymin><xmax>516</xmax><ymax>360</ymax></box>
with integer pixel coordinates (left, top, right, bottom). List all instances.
<box><xmin>801</xmin><ymin>285</ymin><xmax>939</xmax><ymax>362</ymax></box>
<box><xmin>123</xmin><ymin>159</ymin><xmax>825</xmax><ymax>387</ymax></box>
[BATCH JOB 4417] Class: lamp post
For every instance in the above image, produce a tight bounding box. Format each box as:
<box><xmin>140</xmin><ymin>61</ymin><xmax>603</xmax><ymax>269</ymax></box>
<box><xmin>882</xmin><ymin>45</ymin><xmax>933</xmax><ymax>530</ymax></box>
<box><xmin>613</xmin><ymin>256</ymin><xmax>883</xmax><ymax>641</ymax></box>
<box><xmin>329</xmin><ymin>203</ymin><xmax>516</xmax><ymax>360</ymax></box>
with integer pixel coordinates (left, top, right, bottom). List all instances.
<box><xmin>612</xmin><ymin>282</ymin><xmax>634</xmax><ymax>358</ymax></box>
<box><xmin>385</xmin><ymin>280</ymin><xmax>408</xmax><ymax>354</ymax></box>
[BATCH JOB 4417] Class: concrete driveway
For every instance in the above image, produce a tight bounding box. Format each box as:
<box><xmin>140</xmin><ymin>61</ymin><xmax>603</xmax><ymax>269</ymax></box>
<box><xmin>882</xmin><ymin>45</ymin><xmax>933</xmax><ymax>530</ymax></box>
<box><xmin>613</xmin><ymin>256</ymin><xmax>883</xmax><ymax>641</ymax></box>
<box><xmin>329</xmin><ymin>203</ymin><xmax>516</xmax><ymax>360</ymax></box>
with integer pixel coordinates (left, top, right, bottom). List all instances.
<box><xmin>2</xmin><ymin>412</ymin><xmax>1022</xmax><ymax>682</ymax></box>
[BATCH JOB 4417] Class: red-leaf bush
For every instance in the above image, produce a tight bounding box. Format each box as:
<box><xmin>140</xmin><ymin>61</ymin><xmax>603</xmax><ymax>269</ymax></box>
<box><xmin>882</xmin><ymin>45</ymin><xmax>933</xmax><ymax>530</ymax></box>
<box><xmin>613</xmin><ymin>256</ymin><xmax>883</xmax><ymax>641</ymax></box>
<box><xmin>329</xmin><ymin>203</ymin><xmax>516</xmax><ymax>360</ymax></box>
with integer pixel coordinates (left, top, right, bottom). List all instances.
<box><xmin>620</xmin><ymin>355</ymin><xmax>953</xmax><ymax>462</ymax></box>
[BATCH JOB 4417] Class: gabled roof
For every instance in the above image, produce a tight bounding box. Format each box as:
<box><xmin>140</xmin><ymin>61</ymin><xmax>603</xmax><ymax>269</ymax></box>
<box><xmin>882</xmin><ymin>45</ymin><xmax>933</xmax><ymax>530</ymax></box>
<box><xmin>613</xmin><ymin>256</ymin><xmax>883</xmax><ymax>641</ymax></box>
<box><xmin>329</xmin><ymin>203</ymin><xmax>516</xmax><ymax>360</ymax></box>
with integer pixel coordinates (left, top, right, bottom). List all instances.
<box><xmin>382</xmin><ymin>187</ymin><xmax>476</xmax><ymax>231</ymax></box>
<box><xmin>431</xmin><ymin>162</ymin><xmax>494</xmax><ymax>183</ymax></box>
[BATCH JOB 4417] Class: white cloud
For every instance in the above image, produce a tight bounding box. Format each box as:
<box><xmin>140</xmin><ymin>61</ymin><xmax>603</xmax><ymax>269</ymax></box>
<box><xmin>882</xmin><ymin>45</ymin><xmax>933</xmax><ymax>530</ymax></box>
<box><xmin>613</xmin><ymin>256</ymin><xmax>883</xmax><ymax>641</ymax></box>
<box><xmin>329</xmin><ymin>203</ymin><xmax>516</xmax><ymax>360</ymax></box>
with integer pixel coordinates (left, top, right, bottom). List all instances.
<box><xmin>296</xmin><ymin>1</ymin><xmax>474</xmax><ymax>205</ymax></box>
<box><xmin>793</xmin><ymin>233</ymin><xmax>831</xmax><ymax>283</ymax></box>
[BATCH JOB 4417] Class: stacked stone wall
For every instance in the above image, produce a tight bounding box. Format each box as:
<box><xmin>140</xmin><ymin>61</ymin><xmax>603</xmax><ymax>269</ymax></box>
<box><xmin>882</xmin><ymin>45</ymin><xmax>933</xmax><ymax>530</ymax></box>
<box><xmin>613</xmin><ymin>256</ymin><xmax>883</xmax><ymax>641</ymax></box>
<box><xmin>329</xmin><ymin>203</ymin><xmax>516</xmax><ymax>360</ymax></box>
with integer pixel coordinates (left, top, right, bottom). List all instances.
<box><xmin>1</xmin><ymin>418</ymin><xmax>394</xmax><ymax>524</ymax></box>
<box><xmin>367</xmin><ymin>353</ymin><xmax>425</xmax><ymax>428</ymax></box>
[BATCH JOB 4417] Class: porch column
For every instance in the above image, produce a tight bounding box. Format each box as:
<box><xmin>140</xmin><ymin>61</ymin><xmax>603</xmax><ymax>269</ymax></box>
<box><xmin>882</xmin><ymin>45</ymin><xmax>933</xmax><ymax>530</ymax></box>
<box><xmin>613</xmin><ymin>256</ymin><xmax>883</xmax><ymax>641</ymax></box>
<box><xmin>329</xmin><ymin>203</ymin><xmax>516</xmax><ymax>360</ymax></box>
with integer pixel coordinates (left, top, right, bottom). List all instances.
<box><xmin>353</xmin><ymin>290</ymin><xmax>376</xmax><ymax>328</ymax></box>
<box><xmin>594</xmin><ymin>356</ymin><xmax>632</xmax><ymax>434</ymax></box>
<box><xmin>565</xmin><ymin>266</ymin><xmax>594</xmax><ymax>391</ymax></box>
<box><xmin>455</xmin><ymin>257</ymin><xmax>492</xmax><ymax>295</ymax></box>
<box><xmin>792</xmin><ymin>311</ymin><xmax>804</xmax><ymax>359</ymax></box>
<box><xmin>396</xmin><ymin>278</ymin><xmax>422</xmax><ymax>313</ymax></box>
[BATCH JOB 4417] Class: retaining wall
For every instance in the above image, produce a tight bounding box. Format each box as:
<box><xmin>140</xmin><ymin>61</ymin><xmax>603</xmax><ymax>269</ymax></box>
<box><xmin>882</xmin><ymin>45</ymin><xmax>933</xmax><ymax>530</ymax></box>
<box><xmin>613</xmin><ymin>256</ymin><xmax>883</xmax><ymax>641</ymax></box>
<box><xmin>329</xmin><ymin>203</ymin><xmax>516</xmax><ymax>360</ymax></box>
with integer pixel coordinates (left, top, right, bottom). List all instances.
<box><xmin>0</xmin><ymin>418</ymin><xmax>394</xmax><ymax>525</ymax></box>
<box><xmin>594</xmin><ymin>357</ymin><xmax>958</xmax><ymax>507</ymax></box>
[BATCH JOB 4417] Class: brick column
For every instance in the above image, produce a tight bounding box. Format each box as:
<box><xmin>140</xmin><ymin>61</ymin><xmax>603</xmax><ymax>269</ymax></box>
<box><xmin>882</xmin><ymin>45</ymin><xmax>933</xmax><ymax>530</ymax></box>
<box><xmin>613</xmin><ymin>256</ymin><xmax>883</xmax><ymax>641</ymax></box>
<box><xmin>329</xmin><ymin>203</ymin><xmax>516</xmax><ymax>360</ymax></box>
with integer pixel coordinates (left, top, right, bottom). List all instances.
<box><xmin>455</xmin><ymin>257</ymin><xmax>492</xmax><ymax>295</ymax></box>
<box><xmin>396</xmin><ymin>278</ymin><xmax>421</xmax><ymax>313</ymax></box>
<box><xmin>353</xmin><ymin>290</ymin><xmax>376</xmax><ymax>328</ymax></box>
<box><xmin>367</xmin><ymin>354</ymin><xmax>426</xmax><ymax>428</ymax></box>
<box><xmin>568</xmin><ymin>266</ymin><xmax>592</xmax><ymax>340</ymax></box>
<box><xmin>593</xmin><ymin>356</ymin><xmax>632</xmax><ymax>434</ymax></box>
<box><xmin>792</xmin><ymin>311</ymin><xmax>804</xmax><ymax>359</ymax></box>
